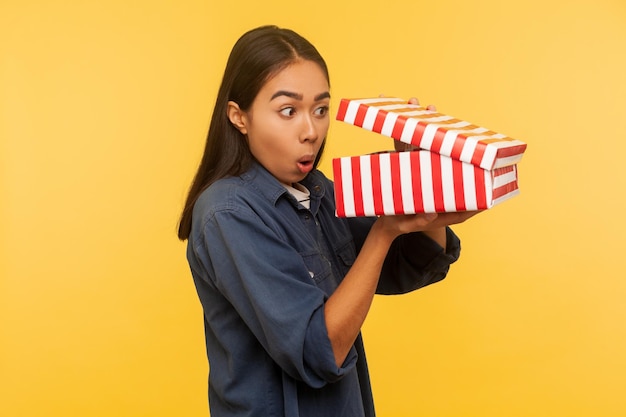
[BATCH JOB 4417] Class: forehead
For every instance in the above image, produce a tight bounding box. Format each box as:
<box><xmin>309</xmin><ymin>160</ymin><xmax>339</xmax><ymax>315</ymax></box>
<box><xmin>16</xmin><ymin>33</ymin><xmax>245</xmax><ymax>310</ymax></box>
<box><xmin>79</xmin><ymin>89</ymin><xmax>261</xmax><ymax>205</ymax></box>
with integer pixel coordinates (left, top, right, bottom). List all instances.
<box><xmin>260</xmin><ymin>60</ymin><xmax>329</xmax><ymax>97</ymax></box>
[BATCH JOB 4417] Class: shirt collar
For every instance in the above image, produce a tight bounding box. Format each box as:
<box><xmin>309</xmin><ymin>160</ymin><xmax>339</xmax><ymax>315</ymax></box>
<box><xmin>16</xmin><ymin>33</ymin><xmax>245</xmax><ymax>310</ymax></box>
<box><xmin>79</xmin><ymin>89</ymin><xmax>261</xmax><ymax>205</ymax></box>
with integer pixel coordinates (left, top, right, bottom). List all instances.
<box><xmin>240</xmin><ymin>162</ymin><xmax>326</xmax><ymax>213</ymax></box>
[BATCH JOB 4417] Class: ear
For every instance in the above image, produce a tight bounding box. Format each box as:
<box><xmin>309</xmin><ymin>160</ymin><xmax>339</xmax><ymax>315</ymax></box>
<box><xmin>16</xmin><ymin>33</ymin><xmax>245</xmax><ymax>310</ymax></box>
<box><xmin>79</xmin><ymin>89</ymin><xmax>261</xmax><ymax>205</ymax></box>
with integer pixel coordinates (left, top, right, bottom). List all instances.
<box><xmin>227</xmin><ymin>101</ymin><xmax>248</xmax><ymax>135</ymax></box>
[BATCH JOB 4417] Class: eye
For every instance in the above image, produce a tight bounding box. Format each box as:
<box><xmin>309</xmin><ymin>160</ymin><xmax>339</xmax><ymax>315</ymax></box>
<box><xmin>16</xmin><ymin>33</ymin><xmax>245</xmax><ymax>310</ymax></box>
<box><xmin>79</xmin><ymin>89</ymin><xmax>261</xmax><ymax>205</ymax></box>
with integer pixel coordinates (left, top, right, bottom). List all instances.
<box><xmin>314</xmin><ymin>105</ymin><xmax>329</xmax><ymax>117</ymax></box>
<box><xmin>279</xmin><ymin>107</ymin><xmax>296</xmax><ymax>117</ymax></box>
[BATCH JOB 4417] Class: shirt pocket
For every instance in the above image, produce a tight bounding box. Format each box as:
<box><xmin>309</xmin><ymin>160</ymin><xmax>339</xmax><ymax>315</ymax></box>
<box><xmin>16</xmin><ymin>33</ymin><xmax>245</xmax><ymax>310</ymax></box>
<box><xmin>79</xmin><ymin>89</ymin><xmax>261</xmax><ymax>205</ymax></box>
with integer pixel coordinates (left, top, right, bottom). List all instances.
<box><xmin>334</xmin><ymin>237</ymin><xmax>356</xmax><ymax>277</ymax></box>
<box><xmin>300</xmin><ymin>250</ymin><xmax>332</xmax><ymax>285</ymax></box>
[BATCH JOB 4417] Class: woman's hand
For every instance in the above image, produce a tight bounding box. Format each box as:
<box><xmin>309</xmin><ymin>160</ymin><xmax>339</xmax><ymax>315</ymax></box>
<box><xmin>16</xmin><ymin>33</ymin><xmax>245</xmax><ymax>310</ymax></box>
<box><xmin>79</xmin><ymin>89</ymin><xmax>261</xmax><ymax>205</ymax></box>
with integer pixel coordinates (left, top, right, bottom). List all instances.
<box><xmin>385</xmin><ymin>96</ymin><xmax>482</xmax><ymax>246</ymax></box>
<box><xmin>374</xmin><ymin>211</ymin><xmax>481</xmax><ymax>243</ymax></box>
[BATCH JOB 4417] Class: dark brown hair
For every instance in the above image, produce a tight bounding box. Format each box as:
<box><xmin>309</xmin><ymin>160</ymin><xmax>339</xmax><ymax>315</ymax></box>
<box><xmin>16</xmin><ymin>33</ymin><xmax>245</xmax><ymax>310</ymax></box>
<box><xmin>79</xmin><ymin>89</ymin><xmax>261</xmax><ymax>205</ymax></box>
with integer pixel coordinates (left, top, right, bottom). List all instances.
<box><xmin>178</xmin><ymin>26</ymin><xmax>330</xmax><ymax>240</ymax></box>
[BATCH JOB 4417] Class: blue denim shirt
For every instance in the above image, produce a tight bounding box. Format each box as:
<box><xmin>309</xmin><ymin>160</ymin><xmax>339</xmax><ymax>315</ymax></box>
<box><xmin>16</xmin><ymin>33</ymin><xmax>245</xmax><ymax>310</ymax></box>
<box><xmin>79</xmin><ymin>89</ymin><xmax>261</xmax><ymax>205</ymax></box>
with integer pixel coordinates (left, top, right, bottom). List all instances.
<box><xmin>187</xmin><ymin>162</ymin><xmax>461</xmax><ymax>417</ymax></box>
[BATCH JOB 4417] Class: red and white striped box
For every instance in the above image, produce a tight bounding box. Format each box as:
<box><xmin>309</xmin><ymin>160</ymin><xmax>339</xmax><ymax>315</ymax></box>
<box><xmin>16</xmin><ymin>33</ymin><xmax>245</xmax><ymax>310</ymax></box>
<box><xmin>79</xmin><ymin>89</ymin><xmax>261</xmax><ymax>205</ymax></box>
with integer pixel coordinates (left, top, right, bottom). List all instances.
<box><xmin>332</xmin><ymin>97</ymin><xmax>526</xmax><ymax>217</ymax></box>
<box><xmin>333</xmin><ymin>151</ymin><xmax>519</xmax><ymax>217</ymax></box>
<box><xmin>336</xmin><ymin>97</ymin><xmax>526</xmax><ymax>170</ymax></box>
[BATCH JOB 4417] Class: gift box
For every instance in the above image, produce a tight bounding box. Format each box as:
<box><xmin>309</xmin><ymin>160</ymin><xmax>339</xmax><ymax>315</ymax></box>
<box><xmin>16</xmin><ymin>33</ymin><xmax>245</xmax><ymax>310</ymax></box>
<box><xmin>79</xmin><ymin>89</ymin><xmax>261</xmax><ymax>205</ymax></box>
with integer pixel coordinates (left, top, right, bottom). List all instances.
<box><xmin>332</xmin><ymin>97</ymin><xmax>527</xmax><ymax>217</ymax></box>
<box><xmin>336</xmin><ymin>97</ymin><xmax>526</xmax><ymax>170</ymax></box>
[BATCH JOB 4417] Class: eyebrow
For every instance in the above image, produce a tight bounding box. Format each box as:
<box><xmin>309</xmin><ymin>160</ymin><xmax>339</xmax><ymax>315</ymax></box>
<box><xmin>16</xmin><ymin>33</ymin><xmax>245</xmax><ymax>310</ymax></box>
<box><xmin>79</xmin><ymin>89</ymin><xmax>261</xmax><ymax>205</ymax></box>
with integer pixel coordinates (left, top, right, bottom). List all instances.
<box><xmin>270</xmin><ymin>90</ymin><xmax>331</xmax><ymax>101</ymax></box>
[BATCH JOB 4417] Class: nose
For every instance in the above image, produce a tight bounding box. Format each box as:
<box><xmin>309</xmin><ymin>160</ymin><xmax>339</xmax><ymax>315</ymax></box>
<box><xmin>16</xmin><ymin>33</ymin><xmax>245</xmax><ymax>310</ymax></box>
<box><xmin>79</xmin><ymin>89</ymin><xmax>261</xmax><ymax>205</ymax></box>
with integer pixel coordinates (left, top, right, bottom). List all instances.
<box><xmin>299</xmin><ymin>114</ymin><xmax>318</xmax><ymax>143</ymax></box>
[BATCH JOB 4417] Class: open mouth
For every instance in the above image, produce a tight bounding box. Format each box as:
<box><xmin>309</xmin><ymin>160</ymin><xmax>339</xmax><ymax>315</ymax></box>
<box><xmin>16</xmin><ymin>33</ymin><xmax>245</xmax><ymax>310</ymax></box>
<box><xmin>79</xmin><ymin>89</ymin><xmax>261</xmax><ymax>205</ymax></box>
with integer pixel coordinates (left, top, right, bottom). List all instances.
<box><xmin>297</xmin><ymin>156</ymin><xmax>314</xmax><ymax>174</ymax></box>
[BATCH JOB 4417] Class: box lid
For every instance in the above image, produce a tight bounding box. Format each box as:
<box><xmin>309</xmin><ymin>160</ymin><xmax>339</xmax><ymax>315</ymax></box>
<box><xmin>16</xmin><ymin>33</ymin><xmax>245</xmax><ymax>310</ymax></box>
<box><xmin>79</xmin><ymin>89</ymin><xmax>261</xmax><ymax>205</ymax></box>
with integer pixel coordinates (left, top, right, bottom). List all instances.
<box><xmin>336</xmin><ymin>97</ymin><xmax>527</xmax><ymax>170</ymax></box>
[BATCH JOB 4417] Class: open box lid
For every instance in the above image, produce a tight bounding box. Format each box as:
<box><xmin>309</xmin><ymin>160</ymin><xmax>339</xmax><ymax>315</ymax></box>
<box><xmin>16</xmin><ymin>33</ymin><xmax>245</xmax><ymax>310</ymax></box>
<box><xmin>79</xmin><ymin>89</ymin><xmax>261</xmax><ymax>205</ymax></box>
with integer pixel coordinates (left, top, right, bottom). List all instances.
<box><xmin>336</xmin><ymin>97</ymin><xmax>527</xmax><ymax>170</ymax></box>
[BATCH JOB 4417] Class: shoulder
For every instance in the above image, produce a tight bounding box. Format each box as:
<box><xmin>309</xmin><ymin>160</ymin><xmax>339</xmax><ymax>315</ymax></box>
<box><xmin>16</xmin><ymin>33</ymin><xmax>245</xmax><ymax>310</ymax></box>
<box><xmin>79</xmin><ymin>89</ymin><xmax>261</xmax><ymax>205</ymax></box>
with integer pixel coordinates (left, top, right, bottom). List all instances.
<box><xmin>188</xmin><ymin>177</ymin><xmax>261</xmax><ymax>245</ymax></box>
<box><xmin>191</xmin><ymin>166</ymin><xmax>286</xmax><ymax>227</ymax></box>
<box><xmin>193</xmin><ymin>176</ymin><xmax>258</xmax><ymax>220</ymax></box>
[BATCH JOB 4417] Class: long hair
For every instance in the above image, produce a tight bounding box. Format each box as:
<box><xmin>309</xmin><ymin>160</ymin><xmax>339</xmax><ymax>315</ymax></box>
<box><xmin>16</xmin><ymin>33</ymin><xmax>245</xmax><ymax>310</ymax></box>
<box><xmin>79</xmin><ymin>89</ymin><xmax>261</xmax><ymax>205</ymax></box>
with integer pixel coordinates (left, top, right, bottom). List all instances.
<box><xmin>178</xmin><ymin>26</ymin><xmax>330</xmax><ymax>240</ymax></box>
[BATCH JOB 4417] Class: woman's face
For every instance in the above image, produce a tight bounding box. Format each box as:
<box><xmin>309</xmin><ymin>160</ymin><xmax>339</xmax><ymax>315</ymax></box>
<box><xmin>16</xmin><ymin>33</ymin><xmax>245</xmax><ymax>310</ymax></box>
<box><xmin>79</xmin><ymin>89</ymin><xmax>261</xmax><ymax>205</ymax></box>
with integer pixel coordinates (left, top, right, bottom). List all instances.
<box><xmin>239</xmin><ymin>60</ymin><xmax>330</xmax><ymax>186</ymax></box>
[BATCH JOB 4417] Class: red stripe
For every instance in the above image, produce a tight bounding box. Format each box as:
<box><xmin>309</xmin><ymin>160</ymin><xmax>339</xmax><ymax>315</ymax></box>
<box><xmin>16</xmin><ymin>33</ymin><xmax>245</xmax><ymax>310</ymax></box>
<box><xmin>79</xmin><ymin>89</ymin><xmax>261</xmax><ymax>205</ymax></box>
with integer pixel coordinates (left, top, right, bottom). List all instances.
<box><xmin>430</xmin><ymin>127</ymin><xmax>446</xmax><ymax>154</ymax></box>
<box><xmin>452</xmin><ymin>159</ymin><xmax>466</xmax><ymax>211</ymax></box>
<box><xmin>492</xmin><ymin>166</ymin><xmax>519</xmax><ymax>200</ymax></box>
<box><xmin>336</xmin><ymin>99</ymin><xmax>350</xmax><ymax>122</ymax></box>
<box><xmin>410</xmin><ymin>151</ymin><xmax>424</xmax><ymax>213</ymax></box>
<box><xmin>411</xmin><ymin>121</ymin><xmax>428</xmax><ymax>147</ymax></box>
<box><xmin>391</xmin><ymin>114</ymin><xmax>407</xmax><ymax>140</ymax></box>
<box><xmin>370</xmin><ymin>154</ymin><xmax>384</xmax><ymax>215</ymax></box>
<box><xmin>449</xmin><ymin>133</ymin><xmax>466</xmax><ymax>161</ymax></box>
<box><xmin>474</xmin><ymin>167</ymin><xmax>487</xmax><ymax>209</ymax></box>
<box><xmin>430</xmin><ymin>153</ymin><xmax>445</xmax><ymax>212</ymax></box>
<box><xmin>351</xmin><ymin>157</ymin><xmax>364</xmax><ymax>217</ymax></box>
<box><xmin>470</xmin><ymin>142</ymin><xmax>488</xmax><ymax>167</ymax></box>
<box><xmin>332</xmin><ymin>158</ymin><xmax>345</xmax><ymax>217</ymax></box>
<box><xmin>493</xmin><ymin>180</ymin><xmax>519</xmax><ymax>200</ymax></box>
<box><xmin>498</xmin><ymin>165</ymin><xmax>515</xmax><ymax>175</ymax></box>
<box><xmin>389</xmin><ymin>152</ymin><xmax>404</xmax><ymax>215</ymax></box>
<box><xmin>353</xmin><ymin>104</ymin><xmax>368</xmax><ymax>127</ymax></box>
<box><xmin>495</xmin><ymin>143</ymin><xmax>528</xmax><ymax>158</ymax></box>
<box><xmin>372</xmin><ymin>109</ymin><xmax>388</xmax><ymax>134</ymax></box>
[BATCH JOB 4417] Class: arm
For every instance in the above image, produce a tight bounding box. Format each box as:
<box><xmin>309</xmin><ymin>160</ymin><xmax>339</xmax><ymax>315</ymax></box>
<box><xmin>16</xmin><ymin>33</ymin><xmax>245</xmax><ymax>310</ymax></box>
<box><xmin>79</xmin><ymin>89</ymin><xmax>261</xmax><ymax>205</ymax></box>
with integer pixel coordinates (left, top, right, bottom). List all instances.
<box><xmin>194</xmin><ymin>206</ymin><xmax>354</xmax><ymax>387</ymax></box>
<box><xmin>324</xmin><ymin>211</ymin><xmax>477</xmax><ymax>367</ymax></box>
<box><xmin>324</xmin><ymin>96</ymin><xmax>482</xmax><ymax>366</ymax></box>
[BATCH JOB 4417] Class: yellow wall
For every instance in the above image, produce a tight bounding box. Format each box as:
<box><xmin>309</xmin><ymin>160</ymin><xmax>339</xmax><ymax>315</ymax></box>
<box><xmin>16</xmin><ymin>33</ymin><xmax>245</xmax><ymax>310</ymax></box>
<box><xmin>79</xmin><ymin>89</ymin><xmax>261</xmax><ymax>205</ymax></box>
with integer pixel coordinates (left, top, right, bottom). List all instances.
<box><xmin>2</xmin><ymin>0</ymin><xmax>626</xmax><ymax>416</ymax></box>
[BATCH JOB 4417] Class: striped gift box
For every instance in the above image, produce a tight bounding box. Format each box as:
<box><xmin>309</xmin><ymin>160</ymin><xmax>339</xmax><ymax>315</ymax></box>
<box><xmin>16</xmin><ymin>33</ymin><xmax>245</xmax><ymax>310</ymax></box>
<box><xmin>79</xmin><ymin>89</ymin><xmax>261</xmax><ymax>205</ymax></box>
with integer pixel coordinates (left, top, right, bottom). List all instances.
<box><xmin>336</xmin><ymin>97</ymin><xmax>526</xmax><ymax>170</ymax></box>
<box><xmin>333</xmin><ymin>151</ymin><xmax>520</xmax><ymax>217</ymax></box>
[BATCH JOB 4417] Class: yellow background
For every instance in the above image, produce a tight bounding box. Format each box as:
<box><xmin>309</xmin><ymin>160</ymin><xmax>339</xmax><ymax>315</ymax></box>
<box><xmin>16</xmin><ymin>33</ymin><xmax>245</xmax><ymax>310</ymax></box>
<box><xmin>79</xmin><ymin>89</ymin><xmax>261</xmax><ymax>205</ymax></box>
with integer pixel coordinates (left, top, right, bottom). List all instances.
<box><xmin>2</xmin><ymin>0</ymin><xmax>626</xmax><ymax>416</ymax></box>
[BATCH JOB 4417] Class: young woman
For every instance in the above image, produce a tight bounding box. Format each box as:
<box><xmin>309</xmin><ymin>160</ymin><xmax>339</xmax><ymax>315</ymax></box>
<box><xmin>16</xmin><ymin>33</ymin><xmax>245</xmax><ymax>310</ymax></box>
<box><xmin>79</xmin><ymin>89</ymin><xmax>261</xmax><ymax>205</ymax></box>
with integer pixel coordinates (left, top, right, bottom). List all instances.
<box><xmin>178</xmin><ymin>25</ymin><xmax>477</xmax><ymax>417</ymax></box>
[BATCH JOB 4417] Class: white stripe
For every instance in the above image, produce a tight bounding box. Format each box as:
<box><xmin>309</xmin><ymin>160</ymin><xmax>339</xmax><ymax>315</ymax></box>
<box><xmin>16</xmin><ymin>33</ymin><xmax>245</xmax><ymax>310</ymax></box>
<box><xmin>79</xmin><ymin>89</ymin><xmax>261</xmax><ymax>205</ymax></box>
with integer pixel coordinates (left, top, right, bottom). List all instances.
<box><xmin>459</xmin><ymin>137</ymin><xmax>479</xmax><ymax>166</ymax></box>
<box><xmin>484</xmin><ymin>169</ymin><xmax>493</xmax><ymax>207</ymax></box>
<box><xmin>399</xmin><ymin>152</ymin><xmax>415</xmax><ymax>214</ymax></box>
<box><xmin>395</xmin><ymin>109</ymin><xmax>434</xmax><ymax>117</ymax></box>
<box><xmin>359</xmin><ymin>155</ymin><xmax>375</xmax><ymax>216</ymax></box>
<box><xmin>488</xmin><ymin>138</ymin><xmax>525</xmax><ymax>148</ymax></box>
<box><xmin>342</xmin><ymin>101</ymin><xmax>361</xmax><ymax>124</ymax></box>
<box><xmin>399</xmin><ymin>117</ymin><xmax>419</xmax><ymax>144</ymax></box>
<box><xmin>419</xmin><ymin>152</ymin><xmax>435</xmax><ymax>213</ymax></box>
<box><xmin>464</xmin><ymin>134</ymin><xmax>497</xmax><ymax>142</ymax></box>
<box><xmin>480</xmin><ymin>145</ymin><xmax>498</xmax><ymax>170</ymax></box>
<box><xmin>378</xmin><ymin>153</ymin><xmax>395</xmax><ymax>215</ymax></box>
<box><xmin>362</xmin><ymin>107</ymin><xmax>380</xmax><ymax>131</ymax></box>
<box><xmin>380</xmin><ymin>112</ymin><xmax>399</xmax><ymax>137</ymax></box>
<box><xmin>462</xmin><ymin>126</ymin><xmax>489</xmax><ymax>135</ymax></box>
<box><xmin>340</xmin><ymin>158</ymin><xmax>355</xmax><ymax>217</ymax></box>
<box><xmin>440</xmin><ymin>130</ymin><xmax>461</xmax><ymax>157</ymax></box>
<box><xmin>492</xmin><ymin>154</ymin><xmax>524</xmax><ymax>169</ymax></box>
<box><xmin>418</xmin><ymin>115</ymin><xmax>455</xmax><ymax>123</ymax></box>
<box><xmin>493</xmin><ymin>188</ymin><xmax>520</xmax><ymax>205</ymax></box>
<box><xmin>420</xmin><ymin>123</ymin><xmax>439</xmax><ymax>149</ymax></box>
<box><xmin>377</xmin><ymin>104</ymin><xmax>418</xmax><ymax>111</ymax></box>
<box><xmin>355</xmin><ymin>97</ymin><xmax>405</xmax><ymax>105</ymax></box>
<box><xmin>462</xmin><ymin>162</ymin><xmax>478</xmax><ymax>211</ymax></box>
<box><xmin>430</xmin><ymin>119</ymin><xmax>470</xmax><ymax>128</ymax></box>
<box><xmin>440</xmin><ymin>155</ymin><xmax>457</xmax><ymax>212</ymax></box>
<box><xmin>493</xmin><ymin>167</ymin><xmax>518</xmax><ymax>188</ymax></box>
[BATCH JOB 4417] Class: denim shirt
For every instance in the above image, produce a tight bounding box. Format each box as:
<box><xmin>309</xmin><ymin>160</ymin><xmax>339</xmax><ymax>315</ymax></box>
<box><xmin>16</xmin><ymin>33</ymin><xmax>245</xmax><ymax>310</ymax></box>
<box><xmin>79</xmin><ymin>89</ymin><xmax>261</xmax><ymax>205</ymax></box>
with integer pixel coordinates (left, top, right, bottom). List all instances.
<box><xmin>186</xmin><ymin>162</ymin><xmax>461</xmax><ymax>417</ymax></box>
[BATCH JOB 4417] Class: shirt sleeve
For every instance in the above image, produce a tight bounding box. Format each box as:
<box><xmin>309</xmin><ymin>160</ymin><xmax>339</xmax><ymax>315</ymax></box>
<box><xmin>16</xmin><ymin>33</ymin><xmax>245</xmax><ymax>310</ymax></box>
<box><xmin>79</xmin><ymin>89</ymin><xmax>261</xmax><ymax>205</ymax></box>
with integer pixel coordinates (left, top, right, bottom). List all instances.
<box><xmin>347</xmin><ymin>217</ymin><xmax>461</xmax><ymax>295</ymax></box>
<box><xmin>377</xmin><ymin>227</ymin><xmax>461</xmax><ymax>294</ymax></box>
<box><xmin>191</xmin><ymin>205</ymin><xmax>357</xmax><ymax>388</ymax></box>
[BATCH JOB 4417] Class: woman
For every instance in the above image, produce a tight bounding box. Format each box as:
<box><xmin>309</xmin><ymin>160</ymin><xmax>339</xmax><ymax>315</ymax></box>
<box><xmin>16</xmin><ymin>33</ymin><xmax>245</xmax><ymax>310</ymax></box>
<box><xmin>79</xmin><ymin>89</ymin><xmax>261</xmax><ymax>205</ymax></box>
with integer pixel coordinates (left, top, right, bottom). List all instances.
<box><xmin>178</xmin><ymin>25</ymin><xmax>476</xmax><ymax>417</ymax></box>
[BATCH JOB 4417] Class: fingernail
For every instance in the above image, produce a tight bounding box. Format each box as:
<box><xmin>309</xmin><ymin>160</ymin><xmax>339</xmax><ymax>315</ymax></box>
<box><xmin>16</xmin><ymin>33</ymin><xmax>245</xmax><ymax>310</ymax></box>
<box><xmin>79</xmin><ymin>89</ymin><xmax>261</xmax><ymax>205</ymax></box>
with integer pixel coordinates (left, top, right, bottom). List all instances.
<box><xmin>425</xmin><ymin>213</ymin><xmax>437</xmax><ymax>221</ymax></box>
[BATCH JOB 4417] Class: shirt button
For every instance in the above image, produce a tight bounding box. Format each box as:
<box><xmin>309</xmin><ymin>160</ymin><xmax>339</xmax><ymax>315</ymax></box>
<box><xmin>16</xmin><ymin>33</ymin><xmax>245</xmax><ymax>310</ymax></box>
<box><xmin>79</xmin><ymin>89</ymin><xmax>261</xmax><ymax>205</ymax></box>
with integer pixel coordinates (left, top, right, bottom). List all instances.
<box><xmin>304</xmin><ymin>214</ymin><xmax>310</xmax><ymax>220</ymax></box>
<box><xmin>313</xmin><ymin>185</ymin><xmax>321</xmax><ymax>192</ymax></box>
